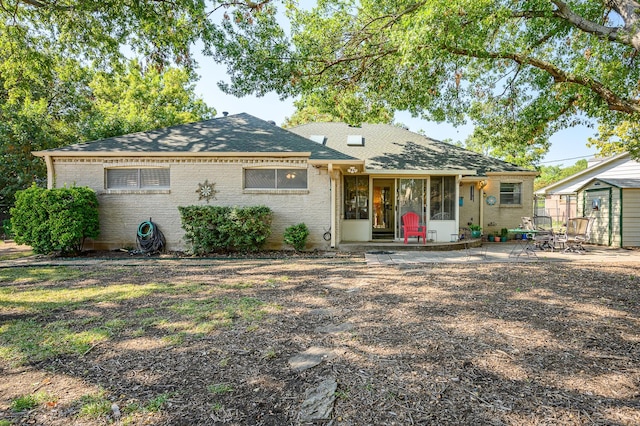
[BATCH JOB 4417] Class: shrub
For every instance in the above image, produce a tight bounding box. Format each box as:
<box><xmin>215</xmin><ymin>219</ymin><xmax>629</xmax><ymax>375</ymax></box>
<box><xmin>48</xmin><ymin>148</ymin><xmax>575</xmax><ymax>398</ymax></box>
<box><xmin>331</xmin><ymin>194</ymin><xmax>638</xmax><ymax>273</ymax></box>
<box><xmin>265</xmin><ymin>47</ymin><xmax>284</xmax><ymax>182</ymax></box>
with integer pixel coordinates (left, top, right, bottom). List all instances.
<box><xmin>179</xmin><ymin>205</ymin><xmax>272</xmax><ymax>254</ymax></box>
<box><xmin>283</xmin><ymin>223</ymin><xmax>309</xmax><ymax>252</ymax></box>
<box><xmin>10</xmin><ymin>185</ymin><xmax>100</xmax><ymax>254</ymax></box>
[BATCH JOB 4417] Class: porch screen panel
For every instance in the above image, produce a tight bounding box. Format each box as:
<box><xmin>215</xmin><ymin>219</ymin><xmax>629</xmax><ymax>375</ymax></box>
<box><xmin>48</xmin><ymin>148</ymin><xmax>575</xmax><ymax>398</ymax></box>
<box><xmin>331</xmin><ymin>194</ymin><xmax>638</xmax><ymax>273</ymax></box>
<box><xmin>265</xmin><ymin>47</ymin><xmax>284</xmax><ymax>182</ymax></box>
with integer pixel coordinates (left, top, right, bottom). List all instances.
<box><xmin>398</xmin><ymin>179</ymin><xmax>426</xmax><ymax>237</ymax></box>
<box><xmin>245</xmin><ymin>169</ymin><xmax>276</xmax><ymax>189</ymax></box>
<box><xmin>344</xmin><ymin>176</ymin><xmax>369</xmax><ymax>219</ymax></box>
<box><xmin>430</xmin><ymin>176</ymin><xmax>456</xmax><ymax>220</ymax></box>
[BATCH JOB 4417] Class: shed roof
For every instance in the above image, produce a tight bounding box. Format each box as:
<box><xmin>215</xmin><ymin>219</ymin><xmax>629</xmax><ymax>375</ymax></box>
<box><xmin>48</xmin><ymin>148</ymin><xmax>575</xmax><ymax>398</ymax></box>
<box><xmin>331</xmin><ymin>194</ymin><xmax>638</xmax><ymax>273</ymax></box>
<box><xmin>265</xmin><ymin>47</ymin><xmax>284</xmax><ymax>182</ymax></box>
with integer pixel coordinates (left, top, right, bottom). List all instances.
<box><xmin>33</xmin><ymin>113</ymin><xmax>357</xmax><ymax>162</ymax></box>
<box><xmin>535</xmin><ymin>152</ymin><xmax>634</xmax><ymax>195</ymax></box>
<box><xmin>288</xmin><ymin>122</ymin><xmax>532</xmax><ymax>175</ymax></box>
<box><xmin>581</xmin><ymin>177</ymin><xmax>640</xmax><ymax>190</ymax></box>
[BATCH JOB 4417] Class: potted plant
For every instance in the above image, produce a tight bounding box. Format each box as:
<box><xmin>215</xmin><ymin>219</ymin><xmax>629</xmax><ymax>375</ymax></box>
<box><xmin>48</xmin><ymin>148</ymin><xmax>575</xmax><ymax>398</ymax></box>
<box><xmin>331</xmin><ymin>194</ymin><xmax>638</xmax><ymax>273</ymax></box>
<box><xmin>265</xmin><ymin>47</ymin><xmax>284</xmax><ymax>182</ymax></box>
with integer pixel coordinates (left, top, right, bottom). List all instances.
<box><xmin>469</xmin><ymin>224</ymin><xmax>482</xmax><ymax>239</ymax></box>
<box><xmin>500</xmin><ymin>228</ymin><xmax>509</xmax><ymax>242</ymax></box>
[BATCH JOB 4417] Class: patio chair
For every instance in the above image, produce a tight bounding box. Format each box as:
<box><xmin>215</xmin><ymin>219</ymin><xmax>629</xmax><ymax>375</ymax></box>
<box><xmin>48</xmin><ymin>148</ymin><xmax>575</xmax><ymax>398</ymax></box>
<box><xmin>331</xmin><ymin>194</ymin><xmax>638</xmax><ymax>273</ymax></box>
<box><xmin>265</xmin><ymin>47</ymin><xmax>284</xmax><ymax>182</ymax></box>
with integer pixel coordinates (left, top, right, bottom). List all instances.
<box><xmin>556</xmin><ymin>217</ymin><xmax>593</xmax><ymax>253</ymax></box>
<box><xmin>402</xmin><ymin>212</ymin><xmax>427</xmax><ymax>244</ymax></box>
<box><xmin>532</xmin><ymin>215</ymin><xmax>555</xmax><ymax>251</ymax></box>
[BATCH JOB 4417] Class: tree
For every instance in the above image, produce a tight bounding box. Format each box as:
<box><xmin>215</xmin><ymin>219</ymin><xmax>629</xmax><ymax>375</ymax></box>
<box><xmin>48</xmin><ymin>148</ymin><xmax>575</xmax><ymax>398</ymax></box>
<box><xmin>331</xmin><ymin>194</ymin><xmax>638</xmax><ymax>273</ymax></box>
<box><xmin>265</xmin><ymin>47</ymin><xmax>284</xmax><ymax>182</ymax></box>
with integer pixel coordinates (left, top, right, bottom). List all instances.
<box><xmin>82</xmin><ymin>60</ymin><xmax>215</xmax><ymax>141</ymax></box>
<box><xmin>534</xmin><ymin>159</ymin><xmax>588</xmax><ymax>190</ymax></box>
<box><xmin>0</xmin><ymin>29</ymin><xmax>214</xmax><ymax>214</ymax></box>
<box><xmin>283</xmin><ymin>90</ymin><xmax>394</xmax><ymax>127</ymax></box>
<box><xmin>587</xmin><ymin>120</ymin><xmax>640</xmax><ymax>157</ymax></box>
<box><xmin>213</xmin><ymin>0</ymin><xmax>640</xmax><ymax>163</ymax></box>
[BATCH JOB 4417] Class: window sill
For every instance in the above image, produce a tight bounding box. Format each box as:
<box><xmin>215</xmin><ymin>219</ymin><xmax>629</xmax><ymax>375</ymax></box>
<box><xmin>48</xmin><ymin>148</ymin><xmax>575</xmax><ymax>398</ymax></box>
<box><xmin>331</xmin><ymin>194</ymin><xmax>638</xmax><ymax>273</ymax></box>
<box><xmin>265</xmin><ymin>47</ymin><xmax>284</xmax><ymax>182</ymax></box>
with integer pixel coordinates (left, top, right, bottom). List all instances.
<box><xmin>103</xmin><ymin>189</ymin><xmax>171</xmax><ymax>195</ymax></box>
<box><xmin>243</xmin><ymin>189</ymin><xmax>309</xmax><ymax>195</ymax></box>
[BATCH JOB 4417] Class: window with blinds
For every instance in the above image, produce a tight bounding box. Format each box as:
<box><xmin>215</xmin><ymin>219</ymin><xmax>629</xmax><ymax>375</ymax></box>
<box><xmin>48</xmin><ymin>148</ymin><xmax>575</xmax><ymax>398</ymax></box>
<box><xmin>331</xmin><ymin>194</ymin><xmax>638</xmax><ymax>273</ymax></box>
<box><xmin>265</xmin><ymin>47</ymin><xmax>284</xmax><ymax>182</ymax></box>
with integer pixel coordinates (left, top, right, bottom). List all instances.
<box><xmin>500</xmin><ymin>182</ymin><xmax>522</xmax><ymax>205</ymax></box>
<box><xmin>106</xmin><ymin>168</ymin><xmax>170</xmax><ymax>189</ymax></box>
<box><xmin>244</xmin><ymin>169</ymin><xmax>307</xmax><ymax>189</ymax></box>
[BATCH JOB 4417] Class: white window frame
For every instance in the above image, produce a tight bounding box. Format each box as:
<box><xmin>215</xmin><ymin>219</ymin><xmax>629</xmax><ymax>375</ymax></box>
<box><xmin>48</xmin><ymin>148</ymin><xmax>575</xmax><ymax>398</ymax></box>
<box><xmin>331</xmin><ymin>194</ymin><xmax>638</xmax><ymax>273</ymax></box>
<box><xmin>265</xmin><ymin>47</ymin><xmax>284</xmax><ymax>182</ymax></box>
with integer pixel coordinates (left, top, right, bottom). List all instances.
<box><xmin>105</xmin><ymin>168</ymin><xmax>170</xmax><ymax>190</ymax></box>
<box><xmin>244</xmin><ymin>168</ymin><xmax>308</xmax><ymax>191</ymax></box>
<box><xmin>499</xmin><ymin>182</ymin><xmax>522</xmax><ymax>205</ymax></box>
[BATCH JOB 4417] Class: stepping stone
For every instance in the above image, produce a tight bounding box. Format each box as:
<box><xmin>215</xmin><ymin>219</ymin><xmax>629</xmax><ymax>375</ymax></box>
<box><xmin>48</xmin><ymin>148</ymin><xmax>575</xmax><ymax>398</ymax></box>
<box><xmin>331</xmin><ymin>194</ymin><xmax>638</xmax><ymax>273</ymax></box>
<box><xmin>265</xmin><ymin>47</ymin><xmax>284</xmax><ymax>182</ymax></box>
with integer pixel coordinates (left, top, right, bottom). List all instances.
<box><xmin>288</xmin><ymin>347</ymin><xmax>337</xmax><ymax>371</ymax></box>
<box><xmin>308</xmin><ymin>308</ymin><xmax>340</xmax><ymax>317</ymax></box>
<box><xmin>299</xmin><ymin>377</ymin><xmax>337</xmax><ymax>422</ymax></box>
<box><xmin>315</xmin><ymin>322</ymin><xmax>354</xmax><ymax>334</ymax></box>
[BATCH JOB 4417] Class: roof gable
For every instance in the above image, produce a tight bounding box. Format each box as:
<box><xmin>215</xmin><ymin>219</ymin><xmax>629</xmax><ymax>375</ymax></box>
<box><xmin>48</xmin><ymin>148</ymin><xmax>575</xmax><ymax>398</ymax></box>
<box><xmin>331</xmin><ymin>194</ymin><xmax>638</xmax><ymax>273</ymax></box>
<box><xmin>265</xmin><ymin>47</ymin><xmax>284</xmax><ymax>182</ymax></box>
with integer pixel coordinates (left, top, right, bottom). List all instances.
<box><xmin>34</xmin><ymin>113</ymin><xmax>356</xmax><ymax>162</ymax></box>
<box><xmin>288</xmin><ymin>122</ymin><xmax>530</xmax><ymax>174</ymax></box>
<box><xmin>536</xmin><ymin>152</ymin><xmax>638</xmax><ymax>195</ymax></box>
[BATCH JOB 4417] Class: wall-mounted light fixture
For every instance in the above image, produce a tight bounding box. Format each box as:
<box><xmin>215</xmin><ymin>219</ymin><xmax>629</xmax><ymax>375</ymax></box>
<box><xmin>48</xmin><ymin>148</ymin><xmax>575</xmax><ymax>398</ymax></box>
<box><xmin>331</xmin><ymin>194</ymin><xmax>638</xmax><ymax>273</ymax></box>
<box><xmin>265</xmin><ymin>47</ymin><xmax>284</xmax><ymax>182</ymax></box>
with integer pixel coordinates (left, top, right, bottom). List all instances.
<box><xmin>347</xmin><ymin>166</ymin><xmax>359</xmax><ymax>174</ymax></box>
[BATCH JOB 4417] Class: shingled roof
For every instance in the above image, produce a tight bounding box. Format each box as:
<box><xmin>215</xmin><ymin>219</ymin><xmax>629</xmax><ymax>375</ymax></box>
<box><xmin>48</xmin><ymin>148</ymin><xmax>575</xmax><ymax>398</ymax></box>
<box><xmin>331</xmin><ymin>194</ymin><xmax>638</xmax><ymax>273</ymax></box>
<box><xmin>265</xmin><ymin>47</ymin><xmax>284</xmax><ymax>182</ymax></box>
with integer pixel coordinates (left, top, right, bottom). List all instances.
<box><xmin>34</xmin><ymin>113</ymin><xmax>356</xmax><ymax>162</ymax></box>
<box><xmin>289</xmin><ymin>122</ymin><xmax>531</xmax><ymax>174</ymax></box>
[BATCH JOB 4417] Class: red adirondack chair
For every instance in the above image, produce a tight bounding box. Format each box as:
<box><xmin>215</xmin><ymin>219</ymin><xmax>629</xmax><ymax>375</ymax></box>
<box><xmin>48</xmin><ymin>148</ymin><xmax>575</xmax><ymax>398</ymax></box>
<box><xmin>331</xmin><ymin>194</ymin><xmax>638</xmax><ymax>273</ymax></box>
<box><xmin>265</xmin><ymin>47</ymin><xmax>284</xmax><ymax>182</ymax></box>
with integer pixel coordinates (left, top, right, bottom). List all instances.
<box><xmin>402</xmin><ymin>212</ymin><xmax>427</xmax><ymax>244</ymax></box>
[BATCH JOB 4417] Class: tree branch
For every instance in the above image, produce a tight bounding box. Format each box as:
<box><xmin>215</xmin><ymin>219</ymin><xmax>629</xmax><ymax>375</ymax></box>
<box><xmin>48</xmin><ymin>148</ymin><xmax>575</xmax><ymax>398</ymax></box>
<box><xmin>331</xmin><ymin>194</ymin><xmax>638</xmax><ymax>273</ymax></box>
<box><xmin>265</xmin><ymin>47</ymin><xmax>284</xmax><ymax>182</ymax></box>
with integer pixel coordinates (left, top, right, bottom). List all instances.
<box><xmin>550</xmin><ymin>0</ymin><xmax>639</xmax><ymax>50</ymax></box>
<box><xmin>449</xmin><ymin>46</ymin><xmax>640</xmax><ymax>113</ymax></box>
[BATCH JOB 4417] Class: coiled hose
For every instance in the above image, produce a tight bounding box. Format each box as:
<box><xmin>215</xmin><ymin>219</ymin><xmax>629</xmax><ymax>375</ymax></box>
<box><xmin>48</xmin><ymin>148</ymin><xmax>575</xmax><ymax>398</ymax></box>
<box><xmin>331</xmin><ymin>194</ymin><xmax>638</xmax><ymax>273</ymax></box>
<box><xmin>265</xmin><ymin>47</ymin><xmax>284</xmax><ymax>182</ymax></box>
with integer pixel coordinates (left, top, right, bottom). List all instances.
<box><xmin>136</xmin><ymin>219</ymin><xmax>165</xmax><ymax>254</ymax></box>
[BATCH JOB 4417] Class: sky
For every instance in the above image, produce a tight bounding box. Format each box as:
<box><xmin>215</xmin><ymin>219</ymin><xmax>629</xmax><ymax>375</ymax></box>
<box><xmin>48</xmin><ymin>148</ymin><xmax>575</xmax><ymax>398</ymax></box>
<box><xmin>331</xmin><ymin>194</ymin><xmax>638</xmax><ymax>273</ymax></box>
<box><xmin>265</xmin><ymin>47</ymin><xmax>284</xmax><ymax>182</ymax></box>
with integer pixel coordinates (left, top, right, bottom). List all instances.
<box><xmin>193</xmin><ymin>56</ymin><xmax>598</xmax><ymax>168</ymax></box>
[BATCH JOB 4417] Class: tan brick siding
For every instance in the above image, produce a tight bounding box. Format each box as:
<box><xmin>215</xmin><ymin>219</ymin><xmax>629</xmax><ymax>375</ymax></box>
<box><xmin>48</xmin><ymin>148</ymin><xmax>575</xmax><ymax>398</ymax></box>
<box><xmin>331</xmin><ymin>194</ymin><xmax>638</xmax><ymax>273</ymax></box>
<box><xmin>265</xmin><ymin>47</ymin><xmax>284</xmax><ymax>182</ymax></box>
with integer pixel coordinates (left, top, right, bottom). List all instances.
<box><xmin>51</xmin><ymin>157</ymin><xmax>332</xmax><ymax>251</ymax></box>
<box><xmin>482</xmin><ymin>174</ymin><xmax>536</xmax><ymax>235</ymax></box>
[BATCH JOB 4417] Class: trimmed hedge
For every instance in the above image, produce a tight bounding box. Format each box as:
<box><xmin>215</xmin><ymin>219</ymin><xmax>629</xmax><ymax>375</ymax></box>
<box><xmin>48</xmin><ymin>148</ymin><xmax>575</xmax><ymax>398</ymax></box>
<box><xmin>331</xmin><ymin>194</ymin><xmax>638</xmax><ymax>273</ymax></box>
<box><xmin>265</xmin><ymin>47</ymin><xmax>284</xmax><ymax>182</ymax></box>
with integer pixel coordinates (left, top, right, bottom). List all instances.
<box><xmin>10</xmin><ymin>185</ymin><xmax>100</xmax><ymax>254</ymax></box>
<box><xmin>178</xmin><ymin>205</ymin><xmax>272</xmax><ymax>254</ymax></box>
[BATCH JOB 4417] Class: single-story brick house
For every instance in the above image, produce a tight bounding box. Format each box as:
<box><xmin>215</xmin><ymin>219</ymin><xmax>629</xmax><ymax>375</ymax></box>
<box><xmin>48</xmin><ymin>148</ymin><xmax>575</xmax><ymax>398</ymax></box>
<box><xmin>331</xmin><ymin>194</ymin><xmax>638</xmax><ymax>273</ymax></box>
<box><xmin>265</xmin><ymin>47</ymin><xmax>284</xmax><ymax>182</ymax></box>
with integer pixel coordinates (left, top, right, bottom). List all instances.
<box><xmin>33</xmin><ymin>113</ymin><xmax>536</xmax><ymax>251</ymax></box>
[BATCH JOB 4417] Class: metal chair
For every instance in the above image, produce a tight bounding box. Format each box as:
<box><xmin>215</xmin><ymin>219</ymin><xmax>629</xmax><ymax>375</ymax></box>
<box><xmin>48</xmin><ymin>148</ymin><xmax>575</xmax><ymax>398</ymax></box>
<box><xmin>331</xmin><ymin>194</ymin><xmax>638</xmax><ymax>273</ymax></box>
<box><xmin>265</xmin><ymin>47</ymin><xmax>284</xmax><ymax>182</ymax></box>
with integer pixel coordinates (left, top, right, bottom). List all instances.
<box><xmin>557</xmin><ymin>217</ymin><xmax>593</xmax><ymax>253</ymax></box>
<box><xmin>402</xmin><ymin>212</ymin><xmax>426</xmax><ymax>244</ymax></box>
<box><xmin>532</xmin><ymin>215</ymin><xmax>555</xmax><ymax>251</ymax></box>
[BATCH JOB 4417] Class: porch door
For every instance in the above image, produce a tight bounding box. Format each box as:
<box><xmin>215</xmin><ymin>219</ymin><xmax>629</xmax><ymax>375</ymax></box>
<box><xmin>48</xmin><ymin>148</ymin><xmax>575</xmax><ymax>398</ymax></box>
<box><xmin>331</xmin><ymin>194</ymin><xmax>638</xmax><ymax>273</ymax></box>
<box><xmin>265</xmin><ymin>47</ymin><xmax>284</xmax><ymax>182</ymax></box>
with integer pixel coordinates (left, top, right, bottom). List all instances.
<box><xmin>397</xmin><ymin>179</ymin><xmax>426</xmax><ymax>240</ymax></box>
<box><xmin>372</xmin><ymin>179</ymin><xmax>395</xmax><ymax>240</ymax></box>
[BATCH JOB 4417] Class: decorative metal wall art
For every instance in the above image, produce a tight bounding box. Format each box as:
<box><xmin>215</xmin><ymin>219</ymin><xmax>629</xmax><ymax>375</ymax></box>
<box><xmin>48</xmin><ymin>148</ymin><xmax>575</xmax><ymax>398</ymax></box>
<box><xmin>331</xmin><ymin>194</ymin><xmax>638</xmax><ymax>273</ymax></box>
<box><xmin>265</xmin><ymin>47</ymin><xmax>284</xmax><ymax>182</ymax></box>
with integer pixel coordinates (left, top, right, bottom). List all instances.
<box><xmin>196</xmin><ymin>180</ymin><xmax>218</xmax><ymax>202</ymax></box>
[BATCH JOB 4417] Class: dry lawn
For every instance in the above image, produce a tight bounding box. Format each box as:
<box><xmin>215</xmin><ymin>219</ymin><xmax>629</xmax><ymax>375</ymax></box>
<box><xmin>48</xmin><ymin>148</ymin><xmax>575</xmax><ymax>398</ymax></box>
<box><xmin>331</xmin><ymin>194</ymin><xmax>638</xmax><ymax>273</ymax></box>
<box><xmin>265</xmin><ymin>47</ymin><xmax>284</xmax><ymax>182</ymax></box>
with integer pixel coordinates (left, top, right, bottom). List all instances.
<box><xmin>0</xmin><ymin>254</ymin><xmax>638</xmax><ymax>425</ymax></box>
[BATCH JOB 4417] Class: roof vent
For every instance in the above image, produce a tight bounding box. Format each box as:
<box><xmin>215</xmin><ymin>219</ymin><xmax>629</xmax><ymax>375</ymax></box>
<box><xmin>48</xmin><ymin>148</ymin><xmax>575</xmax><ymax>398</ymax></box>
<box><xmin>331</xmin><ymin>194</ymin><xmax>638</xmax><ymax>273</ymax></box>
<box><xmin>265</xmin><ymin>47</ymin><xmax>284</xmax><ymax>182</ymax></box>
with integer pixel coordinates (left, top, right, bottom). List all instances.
<box><xmin>347</xmin><ymin>135</ymin><xmax>364</xmax><ymax>146</ymax></box>
<box><xmin>222</xmin><ymin>111</ymin><xmax>228</xmax><ymax>117</ymax></box>
<box><xmin>309</xmin><ymin>135</ymin><xmax>326</xmax><ymax>145</ymax></box>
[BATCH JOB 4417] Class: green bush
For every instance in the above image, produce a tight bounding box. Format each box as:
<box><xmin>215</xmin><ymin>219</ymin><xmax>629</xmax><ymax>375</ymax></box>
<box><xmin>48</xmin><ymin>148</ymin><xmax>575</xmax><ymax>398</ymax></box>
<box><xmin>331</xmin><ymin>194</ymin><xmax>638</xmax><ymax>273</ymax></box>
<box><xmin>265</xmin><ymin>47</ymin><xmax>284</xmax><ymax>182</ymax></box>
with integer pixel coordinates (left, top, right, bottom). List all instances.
<box><xmin>10</xmin><ymin>185</ymin><xmax>100</xmax><ymax>254</ymax></box>
<box><xmin>178</xmin><ymin>205</ymin><xmax>272</xmax><ymax>254</ymax></box>
<box><xmin>283</xmin><ymin>223</ymin><xmax>309</xmax><ymax>252</ymax></box>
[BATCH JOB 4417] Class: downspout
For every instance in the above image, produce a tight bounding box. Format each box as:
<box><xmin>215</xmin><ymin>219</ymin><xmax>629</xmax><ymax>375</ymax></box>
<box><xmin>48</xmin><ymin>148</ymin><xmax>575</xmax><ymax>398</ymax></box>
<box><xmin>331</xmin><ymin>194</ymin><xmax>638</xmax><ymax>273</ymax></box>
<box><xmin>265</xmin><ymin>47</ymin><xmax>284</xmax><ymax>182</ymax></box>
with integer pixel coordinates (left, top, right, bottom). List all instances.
<box><xmin>328</xmin><ymin>164</ymin><xmax>336</xmax><ymax>248</ymax></box>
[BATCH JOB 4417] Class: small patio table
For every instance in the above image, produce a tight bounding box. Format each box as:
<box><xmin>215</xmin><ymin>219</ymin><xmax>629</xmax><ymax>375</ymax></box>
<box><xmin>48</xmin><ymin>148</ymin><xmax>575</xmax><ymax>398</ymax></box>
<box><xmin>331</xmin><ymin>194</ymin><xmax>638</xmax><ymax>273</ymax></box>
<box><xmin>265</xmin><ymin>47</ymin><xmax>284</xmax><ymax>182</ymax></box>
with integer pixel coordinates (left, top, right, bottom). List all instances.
<box><xmin>508</xmin><ymin>229</ymin><xmax>538</xmax><ymax>259</ymax></box>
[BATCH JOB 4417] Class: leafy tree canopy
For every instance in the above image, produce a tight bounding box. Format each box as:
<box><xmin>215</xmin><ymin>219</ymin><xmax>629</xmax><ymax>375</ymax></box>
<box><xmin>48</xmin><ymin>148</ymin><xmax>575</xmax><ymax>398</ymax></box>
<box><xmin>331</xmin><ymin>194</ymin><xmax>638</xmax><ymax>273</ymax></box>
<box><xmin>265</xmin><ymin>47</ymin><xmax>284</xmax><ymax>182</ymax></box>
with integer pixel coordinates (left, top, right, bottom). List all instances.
<box><xmin>0</xmin><ymin>23</ymin><xmax>214</xmax><ymax>213</ymax></box>
<box><xmin>212</xmin><ymin>0</ymin><xmax>640</xmax><ymax>165</ymax></box>
<box><xmin>534</xmin><ymin>159</ymin><xmax>588</xmax><ymax>190</ymax></box>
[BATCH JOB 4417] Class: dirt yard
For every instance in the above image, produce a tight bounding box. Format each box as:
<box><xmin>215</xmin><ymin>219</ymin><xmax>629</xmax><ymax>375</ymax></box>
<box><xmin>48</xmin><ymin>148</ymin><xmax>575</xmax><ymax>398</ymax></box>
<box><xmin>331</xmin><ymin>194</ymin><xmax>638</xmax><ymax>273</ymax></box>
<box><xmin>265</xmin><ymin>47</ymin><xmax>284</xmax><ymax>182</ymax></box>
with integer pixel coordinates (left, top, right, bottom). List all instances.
<box><xmin>0</xmin><ymin>252</ymin><xmax>639</xmax><ymax>425</ymax></box>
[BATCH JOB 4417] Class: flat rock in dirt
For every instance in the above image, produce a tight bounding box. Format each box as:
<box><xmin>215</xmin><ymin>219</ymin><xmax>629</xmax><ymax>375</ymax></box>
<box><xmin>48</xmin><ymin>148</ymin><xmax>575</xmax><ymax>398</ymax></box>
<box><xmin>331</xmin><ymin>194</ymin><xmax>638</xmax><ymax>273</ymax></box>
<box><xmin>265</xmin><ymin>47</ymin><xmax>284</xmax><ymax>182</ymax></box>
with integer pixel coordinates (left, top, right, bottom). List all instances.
<box><xmin>288</xmin><ymin>347</ymin><xmax>337</xmax><ymax>371</ymax></box>
<box><xmin>315</xmin><ymin>322</ymin><xmax>354</xmax><ymax>334</ymax></box>
<box><xmin>299</xmin><ymin>377</ymin><xmax>337</xmax><ymax>422</ymax></box>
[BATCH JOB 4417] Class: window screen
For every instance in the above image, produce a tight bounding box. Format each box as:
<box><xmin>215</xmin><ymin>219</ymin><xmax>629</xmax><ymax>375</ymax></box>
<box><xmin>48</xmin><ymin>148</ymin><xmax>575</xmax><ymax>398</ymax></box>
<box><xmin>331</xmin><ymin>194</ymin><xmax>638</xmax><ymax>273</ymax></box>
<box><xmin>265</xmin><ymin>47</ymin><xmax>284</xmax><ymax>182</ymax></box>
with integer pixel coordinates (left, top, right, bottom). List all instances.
<box><xmin>245</xmin><ymin>169</ymin><xmax>307</xmax><ymax>189</ymax></box>
<box><xmin>106</xmin><ymin>168</ymin><xmax>169</xmax><ymax>189</ymax></box>
<box><xmin>500</xmin><ymin>182</ymin><xmax>522</xmax><ymax>205</ymax></box>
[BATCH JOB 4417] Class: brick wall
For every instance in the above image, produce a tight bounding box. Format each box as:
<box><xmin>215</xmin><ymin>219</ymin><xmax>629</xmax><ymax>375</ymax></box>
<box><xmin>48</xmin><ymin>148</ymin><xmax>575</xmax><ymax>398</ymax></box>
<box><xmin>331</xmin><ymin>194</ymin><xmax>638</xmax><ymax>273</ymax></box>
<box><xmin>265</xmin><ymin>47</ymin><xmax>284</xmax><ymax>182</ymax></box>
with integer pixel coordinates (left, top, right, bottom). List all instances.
<box><xmin>51</xmin><ymin>157</ymin><xmax>332</xmax><ymax>251</ymax></box>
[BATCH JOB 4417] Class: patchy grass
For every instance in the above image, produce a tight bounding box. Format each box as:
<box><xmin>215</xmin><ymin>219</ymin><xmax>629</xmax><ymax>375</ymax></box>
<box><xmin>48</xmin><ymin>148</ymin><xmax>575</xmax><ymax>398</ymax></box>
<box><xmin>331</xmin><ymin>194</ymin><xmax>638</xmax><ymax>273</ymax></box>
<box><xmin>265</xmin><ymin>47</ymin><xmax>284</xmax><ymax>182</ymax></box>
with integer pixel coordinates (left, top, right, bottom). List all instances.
<box><xmin>0</xmin><ymin>319</ymin><xmax>112</xmax><ymax>366</ymax></box>
<box><xmin>0</xmin><ymin>266</ymin><xmax>81</xmax><ymax>284</ymax></box>
<box><xmin>77</xmin><ymin>392</ymin><xmax>112</xmax><ymax>418</ymax></box>
<box><xmin>207</xmin><ymin>383</ymin><xmax>234</xmax><ymax>395</ymax></box>
<box><xmin>1</xmin><ymin>259</ymin><xmax>637</xmax><ymax>426</ymax></box>
<box><xmin>0</xmin><ymin>250</ymin><xmax>34</xmax><ymax>261</ymax></box>
<box><xmin>11</xmin><ymin>391</ymin><xmax>55</xmax><ymax>412</ymax></box>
